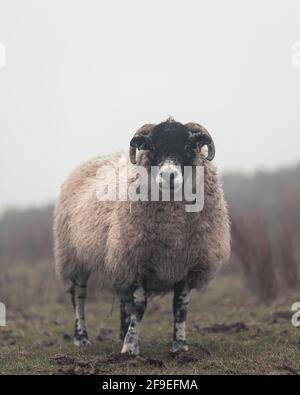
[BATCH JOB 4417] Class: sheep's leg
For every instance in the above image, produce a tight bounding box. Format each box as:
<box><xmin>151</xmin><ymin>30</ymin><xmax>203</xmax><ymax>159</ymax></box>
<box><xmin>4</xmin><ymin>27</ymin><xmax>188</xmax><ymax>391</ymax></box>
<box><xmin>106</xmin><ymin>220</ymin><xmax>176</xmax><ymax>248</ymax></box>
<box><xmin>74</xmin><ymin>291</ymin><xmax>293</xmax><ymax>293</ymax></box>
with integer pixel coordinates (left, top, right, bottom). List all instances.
<box><xmin>119</xmin><ymin>290</ymin><xmax>131</xmax><ymax>341</ymax></box>
<box><xmin>172</xmin><ymin>280</ymin><xmax>190</xmax><ymax>352</ymax></box>
<box><xmin>121</xmin><ymin>283</ymin><xmax>147</xmax><ymax>355</ymax></box>
<box><xmin>70</xmin><ymin>273</ymin><xmax>90</xmax><ymax>346</ymax></box>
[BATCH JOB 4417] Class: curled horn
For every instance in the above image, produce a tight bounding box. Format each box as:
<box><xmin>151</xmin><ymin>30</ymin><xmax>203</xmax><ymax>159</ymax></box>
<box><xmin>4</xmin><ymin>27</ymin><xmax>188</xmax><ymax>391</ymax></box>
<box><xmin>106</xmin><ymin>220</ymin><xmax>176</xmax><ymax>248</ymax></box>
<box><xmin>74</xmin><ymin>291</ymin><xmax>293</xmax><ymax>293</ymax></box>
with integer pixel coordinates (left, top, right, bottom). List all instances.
<box><xmin>185</xmin><ymin>122</ymin><xmax>216</xmax><ymax>161</ymax></box>
<box><xmin>129</xmin><ymin>124</ymin><xmax>156</xmax><ymax>164</ymax></box>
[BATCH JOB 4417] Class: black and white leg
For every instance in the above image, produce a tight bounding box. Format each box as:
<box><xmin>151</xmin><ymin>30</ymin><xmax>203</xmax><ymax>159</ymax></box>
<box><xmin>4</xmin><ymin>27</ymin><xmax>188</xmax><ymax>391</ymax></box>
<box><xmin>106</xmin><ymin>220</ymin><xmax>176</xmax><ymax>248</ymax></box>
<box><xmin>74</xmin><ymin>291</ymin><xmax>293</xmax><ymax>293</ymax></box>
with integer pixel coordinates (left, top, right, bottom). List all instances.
<box><xmin>121</xmin><ymin>282</ymin><xmax>147</xmax><ymax>355</ymax></box>
<box><xmin>172</xmin><ymin>280</ymin><xmax>190</xmax><ymax>352</ymax></box>
<box><xmin>119</xmin><ymin>290</ymin><xmax>131</xmax><ymax>341</ymax></box>
<box><xmin>70</xmin><ymin>273</ymin><xmax>90</xmax><ymax>346</ymax></box>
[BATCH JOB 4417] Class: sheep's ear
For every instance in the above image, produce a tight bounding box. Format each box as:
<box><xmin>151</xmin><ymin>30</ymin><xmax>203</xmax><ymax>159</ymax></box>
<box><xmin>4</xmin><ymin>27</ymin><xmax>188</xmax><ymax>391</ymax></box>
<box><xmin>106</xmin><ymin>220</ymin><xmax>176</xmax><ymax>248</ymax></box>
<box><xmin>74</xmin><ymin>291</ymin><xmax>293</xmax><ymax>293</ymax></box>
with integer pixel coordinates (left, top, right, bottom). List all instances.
<box><xmin>187</xmin><ymin>133</ymin><xmax>212</xmax><ymax>150</ymax></box>
<box><xmin>130</xmin><ymin>135</ymin><xmax>152</xmax><ymax>151</ymax></box>
<box><xmin>185</xmin><ymin>123</ymin><xmax>215</xmax><ymax>160</ymax></box>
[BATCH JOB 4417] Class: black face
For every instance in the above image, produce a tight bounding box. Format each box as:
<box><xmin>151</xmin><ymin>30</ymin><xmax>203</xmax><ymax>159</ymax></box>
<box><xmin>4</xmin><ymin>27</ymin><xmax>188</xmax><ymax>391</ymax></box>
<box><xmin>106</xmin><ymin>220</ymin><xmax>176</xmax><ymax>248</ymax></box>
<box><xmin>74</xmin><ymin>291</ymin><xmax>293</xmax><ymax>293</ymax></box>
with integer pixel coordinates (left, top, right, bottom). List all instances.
<box><xmin>150</xmin><ymin>122</ymin><xmax>192</xmax><ymax>166</ymax></box>
<box><xmin>130</xmin><ymin>120</ymin><xmax>212</xmax><ymax>167</ymax></box>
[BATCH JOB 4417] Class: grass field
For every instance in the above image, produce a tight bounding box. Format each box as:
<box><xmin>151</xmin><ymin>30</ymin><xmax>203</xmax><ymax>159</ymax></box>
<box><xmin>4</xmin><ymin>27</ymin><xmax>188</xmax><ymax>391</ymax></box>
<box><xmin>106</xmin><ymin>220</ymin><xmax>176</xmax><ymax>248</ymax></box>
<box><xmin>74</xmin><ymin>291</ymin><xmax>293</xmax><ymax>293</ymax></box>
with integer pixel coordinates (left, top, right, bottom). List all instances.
<box><xmin>0</xmin><ymin>265</ymin><xmax>300</xmax><ymax>375</ymax></box>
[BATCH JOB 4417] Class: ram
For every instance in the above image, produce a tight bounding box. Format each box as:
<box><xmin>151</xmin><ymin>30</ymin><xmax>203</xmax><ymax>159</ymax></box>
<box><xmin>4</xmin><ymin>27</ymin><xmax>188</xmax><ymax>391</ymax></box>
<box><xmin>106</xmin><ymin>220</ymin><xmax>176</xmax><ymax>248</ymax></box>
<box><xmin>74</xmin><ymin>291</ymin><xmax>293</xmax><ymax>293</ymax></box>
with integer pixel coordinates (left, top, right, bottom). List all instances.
<box><xmin>53</xmin><ymin>118</ymin><xmax>231</xmax><ymax>355</ymax></box>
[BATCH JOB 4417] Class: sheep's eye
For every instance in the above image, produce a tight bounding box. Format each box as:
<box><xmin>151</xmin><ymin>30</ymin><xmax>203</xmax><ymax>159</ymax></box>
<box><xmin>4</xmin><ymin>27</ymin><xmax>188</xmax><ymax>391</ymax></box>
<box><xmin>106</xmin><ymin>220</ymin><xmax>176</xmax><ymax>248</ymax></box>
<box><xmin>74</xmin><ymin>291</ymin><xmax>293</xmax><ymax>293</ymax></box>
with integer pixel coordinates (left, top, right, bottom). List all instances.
<box><xmin>137</xmin><ymin>142</ymin><xmax>148</xmax><ymax>151</ymax></box>
<box><xmin>130</xmin><ymin>136</ymin><xmax>152</xmax><ymax>151</ymax></box>
<box><xmin>137</xmin><ymin>142</ymin><xmax>153</xmax><ymax>151</ymax></box>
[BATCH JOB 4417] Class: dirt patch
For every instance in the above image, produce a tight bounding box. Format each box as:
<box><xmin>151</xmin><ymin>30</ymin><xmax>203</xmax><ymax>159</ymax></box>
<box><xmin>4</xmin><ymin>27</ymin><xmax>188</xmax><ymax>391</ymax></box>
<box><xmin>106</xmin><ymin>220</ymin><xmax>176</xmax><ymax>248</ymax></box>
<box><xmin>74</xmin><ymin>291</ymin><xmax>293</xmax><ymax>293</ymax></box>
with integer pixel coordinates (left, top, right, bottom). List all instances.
<box><xmin>146</xmin><ymin>358</ymin><xmax>166</xmax><ymax>368</ymax></box>
<box><xmin>52</xmin><ymin>353</ymin><xmax>104</xmax><ymax>375</ymax></box>
<box><xmin>203</xmin><ymin>321</ymin><xmax>249</xmax><ymax>334</ymax></box>
<box><xmin>171</xmin><ymin>347</ymin><xmax>211</xmax><ymax>364</ymax></box>
<box><xmin>101</xmin><ymin>352</ymin><xmax>133</xmax><ymax>364</ymax></box>
<box><xmin>52</xmin><ymin>353</ymin><xmax>77</xmax><ymax>365</ymax></box>
<box><xmin>52</xmin><ymin>348</ymin><xmax>207</xmax><ymax>373</ymax></box>
<box><xmin>101</xmin><ymin>353</ymin><xmax>166</xmax><ymax>369</ymax></box>
<box><xmin>56</xmin><ymin>364</ymin><xmax>98</xmax><ymax>375</ymax></box>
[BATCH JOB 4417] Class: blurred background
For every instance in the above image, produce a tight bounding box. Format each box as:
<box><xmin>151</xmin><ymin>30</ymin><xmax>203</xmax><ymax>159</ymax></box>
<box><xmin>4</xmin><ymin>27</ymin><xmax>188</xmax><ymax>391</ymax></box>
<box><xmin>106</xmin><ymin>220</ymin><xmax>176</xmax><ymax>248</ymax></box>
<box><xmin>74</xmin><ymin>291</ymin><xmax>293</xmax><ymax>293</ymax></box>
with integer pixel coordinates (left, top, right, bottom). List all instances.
<box><xmin>0</xmin><ymin>0</ymin><xmax>300</xmax><ymax>307</ymax></box>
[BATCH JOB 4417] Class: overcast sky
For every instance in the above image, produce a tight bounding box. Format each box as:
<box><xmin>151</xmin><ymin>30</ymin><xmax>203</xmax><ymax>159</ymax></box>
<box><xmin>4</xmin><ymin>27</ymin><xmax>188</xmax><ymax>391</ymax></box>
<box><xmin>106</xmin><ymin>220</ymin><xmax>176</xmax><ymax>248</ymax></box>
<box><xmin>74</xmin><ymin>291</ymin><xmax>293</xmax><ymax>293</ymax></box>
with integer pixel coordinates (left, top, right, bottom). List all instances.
<box><xmin>0</xmin><ymin>0</ymin><xmax>300</xmax><ymax>212</ymax></box>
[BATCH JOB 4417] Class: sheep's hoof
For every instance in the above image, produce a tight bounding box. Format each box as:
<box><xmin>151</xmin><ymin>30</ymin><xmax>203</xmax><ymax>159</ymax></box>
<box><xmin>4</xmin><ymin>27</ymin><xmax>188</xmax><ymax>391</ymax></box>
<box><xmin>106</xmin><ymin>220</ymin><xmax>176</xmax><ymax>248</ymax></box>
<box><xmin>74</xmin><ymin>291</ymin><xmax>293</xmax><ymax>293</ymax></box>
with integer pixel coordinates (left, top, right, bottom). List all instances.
<box><xmin>121</xmin><ymin>342</ymin><xmax>139</xmax><ymax>356</ymax></box>
<box><xmin>172</xmin><ymin>341</ymin><xmax>189</xmax><ymax>353</ymax></box>
<box><xmin>74</xmin><ymin>337</ymin><xmax>91</xmax><ymax>347</ymax></box>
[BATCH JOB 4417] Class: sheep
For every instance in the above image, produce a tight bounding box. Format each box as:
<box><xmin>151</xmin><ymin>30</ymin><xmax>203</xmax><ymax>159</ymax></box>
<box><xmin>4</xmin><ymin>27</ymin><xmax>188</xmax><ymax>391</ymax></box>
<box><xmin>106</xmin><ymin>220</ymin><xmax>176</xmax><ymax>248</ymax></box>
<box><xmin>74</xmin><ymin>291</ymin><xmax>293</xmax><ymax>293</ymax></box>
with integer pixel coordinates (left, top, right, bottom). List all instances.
<box><xmin>53</xmin><ymin>118</ymin><xmax>231</xmax><ymax>355</ymax></box>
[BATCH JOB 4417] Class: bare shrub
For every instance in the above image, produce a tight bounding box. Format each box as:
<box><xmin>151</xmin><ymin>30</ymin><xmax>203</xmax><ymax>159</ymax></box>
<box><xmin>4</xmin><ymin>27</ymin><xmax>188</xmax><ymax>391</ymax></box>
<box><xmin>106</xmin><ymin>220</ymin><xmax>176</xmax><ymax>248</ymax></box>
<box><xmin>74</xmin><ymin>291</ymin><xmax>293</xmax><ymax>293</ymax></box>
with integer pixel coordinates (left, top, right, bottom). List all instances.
<box><xmin>231</xmin><ymin>211</ymin><xmax>280</xmax><ymax>301</ymax></box>
<box><xmin>227</xmin><ymin>164</ymin><xmax>300</xmax><ymax>302</ymax></box>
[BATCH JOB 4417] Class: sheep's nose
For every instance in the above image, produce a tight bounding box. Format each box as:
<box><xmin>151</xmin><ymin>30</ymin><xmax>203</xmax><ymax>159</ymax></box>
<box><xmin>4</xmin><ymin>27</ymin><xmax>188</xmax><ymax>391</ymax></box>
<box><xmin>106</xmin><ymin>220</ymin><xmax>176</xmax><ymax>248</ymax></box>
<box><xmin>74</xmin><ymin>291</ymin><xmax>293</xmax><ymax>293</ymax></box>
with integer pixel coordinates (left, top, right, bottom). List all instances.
<box><xmin>159</xmin><ymin>171</ymin><xmax>177</xmax><ymax>188</ymax></box>
<box><xmin>157</xmin><ymin>165</ymin><xmax>183</xmax><ymax>189</ymax></box>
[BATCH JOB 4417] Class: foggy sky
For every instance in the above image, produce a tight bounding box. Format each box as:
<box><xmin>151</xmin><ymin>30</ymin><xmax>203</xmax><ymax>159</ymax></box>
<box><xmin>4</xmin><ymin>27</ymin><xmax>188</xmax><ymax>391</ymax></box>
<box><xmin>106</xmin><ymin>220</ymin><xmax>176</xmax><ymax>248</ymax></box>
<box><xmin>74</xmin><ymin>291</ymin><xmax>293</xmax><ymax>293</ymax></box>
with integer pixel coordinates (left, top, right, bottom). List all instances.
<box><xmin>0</xmin><ymin>0</ymin><xmax>300</xmax><ymax>212</ymax></box>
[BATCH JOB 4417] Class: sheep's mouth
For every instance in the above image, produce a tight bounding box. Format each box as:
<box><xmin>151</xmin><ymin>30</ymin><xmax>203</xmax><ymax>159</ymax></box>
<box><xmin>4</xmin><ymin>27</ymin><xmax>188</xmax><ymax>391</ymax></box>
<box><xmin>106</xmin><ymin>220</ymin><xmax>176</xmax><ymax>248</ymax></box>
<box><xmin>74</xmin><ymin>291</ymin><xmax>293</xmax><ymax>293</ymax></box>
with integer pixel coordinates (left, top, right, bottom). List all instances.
<box><xmin>158</xmin><ymin>182</ymin><xmax>175</xmax><ymax>192</ymax></box>
<box><xmin>157</xmin><ymin>183</ymin><xmax>184</xmax><ymax>201</ymax></box>
<box><xmin>157</xmin><ymin>173</ymin><xmax>183</xmax><ymax>193</ymax></box>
